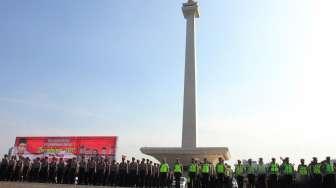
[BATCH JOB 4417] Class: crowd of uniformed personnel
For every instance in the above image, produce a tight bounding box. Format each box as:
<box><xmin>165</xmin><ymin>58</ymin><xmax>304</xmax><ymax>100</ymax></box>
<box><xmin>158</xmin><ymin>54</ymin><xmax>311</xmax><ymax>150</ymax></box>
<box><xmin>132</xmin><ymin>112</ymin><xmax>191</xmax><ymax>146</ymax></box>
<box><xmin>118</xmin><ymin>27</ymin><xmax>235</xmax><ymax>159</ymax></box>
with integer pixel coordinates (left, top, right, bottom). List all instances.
<box><xmin>0</xmin><ymin>154</ymin><xmax>170</xmax><ymax>187</ymax></box>
<box><xmin>0</xmin><ymin>154</ymin><xmax>335</xmax><ymax>188</ymax></box>
<box><xmin>231</xmin><ymin>156</ymin><xmax>336</xmax><ymax>188</ymax></box>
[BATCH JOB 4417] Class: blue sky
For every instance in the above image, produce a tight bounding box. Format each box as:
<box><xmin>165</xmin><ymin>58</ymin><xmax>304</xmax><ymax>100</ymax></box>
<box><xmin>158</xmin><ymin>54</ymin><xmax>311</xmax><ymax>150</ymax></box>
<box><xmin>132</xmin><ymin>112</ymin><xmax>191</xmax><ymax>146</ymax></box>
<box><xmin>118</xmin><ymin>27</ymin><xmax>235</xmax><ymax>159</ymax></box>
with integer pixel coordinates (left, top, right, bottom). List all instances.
<box><xmin>1</xmin><ymin>0</ymin><xmax>336</xmax><ymax>164</ymax></box>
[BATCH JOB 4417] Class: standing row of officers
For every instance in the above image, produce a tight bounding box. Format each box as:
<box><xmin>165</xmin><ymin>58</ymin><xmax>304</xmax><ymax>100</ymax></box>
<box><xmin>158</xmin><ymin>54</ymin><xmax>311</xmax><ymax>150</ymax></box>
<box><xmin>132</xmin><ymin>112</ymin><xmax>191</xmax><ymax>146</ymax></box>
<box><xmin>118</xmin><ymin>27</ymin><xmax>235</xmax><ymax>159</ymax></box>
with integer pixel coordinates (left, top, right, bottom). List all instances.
<box><xmin>0</xmin><ymin>154</ymin><xmax>335</xmax><ymax>188</ymax></box>
<box><xmin>231</xmin><ymin>156</ymin><xmax>335</xmax><ymax>188</ymax></box>
<box><xmin>0</xmin><ymin>154</ymin><xmax>178</xmax><ymax>187</ymax></box>
<box><xmin>184</xmin><ymin>156</ymin><xmax>336</xmax><ymax>188</ymax></box>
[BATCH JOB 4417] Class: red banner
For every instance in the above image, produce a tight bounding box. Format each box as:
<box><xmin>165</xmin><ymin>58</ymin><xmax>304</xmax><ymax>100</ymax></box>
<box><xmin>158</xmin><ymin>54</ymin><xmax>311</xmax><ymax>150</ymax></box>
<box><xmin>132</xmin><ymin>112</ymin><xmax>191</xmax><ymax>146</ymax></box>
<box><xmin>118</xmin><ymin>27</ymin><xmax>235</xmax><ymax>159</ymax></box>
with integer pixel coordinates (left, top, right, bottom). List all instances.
<box><xmin>13</xmin><ymin>136</ymin><xmax>117</xmax><ymax>159</ymax></box>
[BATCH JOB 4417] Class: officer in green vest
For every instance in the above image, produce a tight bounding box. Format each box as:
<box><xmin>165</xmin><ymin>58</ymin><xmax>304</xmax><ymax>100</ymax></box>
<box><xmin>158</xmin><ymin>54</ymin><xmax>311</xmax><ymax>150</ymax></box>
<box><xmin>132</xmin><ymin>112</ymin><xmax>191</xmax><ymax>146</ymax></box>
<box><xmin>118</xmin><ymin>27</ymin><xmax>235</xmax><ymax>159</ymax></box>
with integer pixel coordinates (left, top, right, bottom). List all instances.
<box><xmin>309</xmin><ymin>157</ymin><xmax>322</xmax><ymax>188</ymax></box>
<box><xmin>201</xmin><ymin>158</ymin><xmax>210</xmax><ymax>188</ymax></box>
<box><xmin>197</xmin><ymin>160</ymin><xmax>202</xmax><ymax>188</ymax></box>
<box><xmin>256</xmin><ymin>158</ymin><xmax>266</xmax><ymax>188</ymax></box>
<box><xmin>215</xmin><ymin>157</ymin><xmax>225</xmax><ymax>188</ymax></box>
<box><xmin>245</xmin><ymin>159</ymin><xmax>256</xmax><ymax>188</ymax></box>
<box><xmin>297</xmin><ymin>159</ymin><xmax>309</xmax><ymax>188</ymax></box>
<box><xmin>322</xmin><ymin>156</ymin><xmax>335</xmax><ymax>188</ymax></box>
<box><xmin>159</xmin><ymin>158</ymin><xmax>170</xmax><ymax>188</ymax></box>
<box><xmin>173</xmin><ymin>158</ymin><xmax>183</xmax><ymax>188</ymax></box>
<box><xmin>280</xmin><ymin>157</ymin><xmax>294</xmax><ymax>188</ymax></box>
<box><xmin>267</xmin><ymin>158</ymin><xmax>279</xmax><ymax>188</ymax></box>
<box><xmin>234</xmin><ymin>160</ymin><xmax>244</xmax><ymax>188</ymax></box>
<box><xmin>188</xmin><ymin>158</ymin><xmax>197</xmax><ymax>188</ymax></box>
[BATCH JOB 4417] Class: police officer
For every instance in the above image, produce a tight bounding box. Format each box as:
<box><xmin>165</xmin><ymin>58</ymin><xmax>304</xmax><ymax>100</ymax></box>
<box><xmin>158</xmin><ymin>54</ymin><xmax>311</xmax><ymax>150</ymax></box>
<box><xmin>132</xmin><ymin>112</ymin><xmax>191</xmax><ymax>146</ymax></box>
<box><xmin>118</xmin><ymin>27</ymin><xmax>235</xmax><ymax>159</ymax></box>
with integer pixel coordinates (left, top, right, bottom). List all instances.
<box><xmin>268</xmin><ymin>158</ymin><xmax>279</xmax><ymax>188</ymax></box>
<box><xmin>139</xmin><ymin>158</ymin><xmax>147</xmax><ymax>187</ymax></box>
<box><xmin>215</xmin><ymin>157</ymin><xmax>225</xmax><ymax>188</ymax></box>
<box><xmin>297</xmin><ymin>159</ymin><xmax>308</xmax><ymax>188</ymax></box>
<box><xmin>224</xmin><ymin>164</ymin><xmax>233</xmax><ymax>188</ymax></box>
<box><xmin>173</xmin><ymin>158</ymin><xmax>183</xmax><ymax>188</ymax></box>
<box><xmin>309</xmin><ymin>157</ymin><xmax>322</xmax><ymax>188</ymax></box>
<box><xmin>210</xmin><ymin>162</ymin><xmax>216</xmax><ymax>188</ymax></box>
<box><xmin>322</xmin><ymin>156</ymin><xmax>335</xmax><ymax>188</ymax></box>
<box><xmin>280</xmin><ymin>157</ymin><xmax>294</xmax><ymax>188</ymax></box>
<box><xmin>7</xmin><ymin>156</ymin><xmax>16</xmax><ymax>181</ymax></box>
<box><xmin>56</xmin><ymin>158</ymin><xmax>65</xmax><ymax>184</ymax></box>
<box><xmin>63</xmin><ymin>158</ymin><xmax>71</xmax><ymax>184</ymax></box>
<box><xmin>109</xmin><ymin>159</ymin><xmax>118</xmax><ymax>186</ymax></box>
<box><xmin>188</xmin><ymin>158</ymin><xmax>198</xmax><ymax>188</ymax></box>
<box><xmin>30</xmin><ymin>157</ymin><xmax>41</xmax><ymax>182</ymax></box>
<box><xmin>153</xmin><ymin>163</ymin><xmax>159</xmax><ymax>187</ymax></box>
<box><xmin>256</xmin><ymin>158</ymin><xmax>266</xmax><ymax>188</ymax></box>
<box><xmin>128</xmin><ymin>157</ymin><xmax>138</xmax><ymax>187</ymax></box>
<box><xmin>22</xmin><ymin>157</ymin><xmax>30</xmax><ymax>182</ymax></box>
<box><xmin>234</xmin><ymin>160</ymin><xmax>244</xmax><ymax>188</ymax></box>
<box><xmin>146</xmin><ymin>159</ymin><xmax>153</xmax><ymax>188</ymax></box>
<box><xmin>119</xmin><ymin>156</ymin><xmax>128</xmax><ymax>187</ymax></box>
<box><xmin>201</xmin><ymin>158</ymin><xmax>210</xmax><ymax>188</ymax></box>
<box><xmin>39</xmin><ymin>157</ymin><xmax>49</xmax><ymax>183</ymax></box>
<box><xmin>96</xmin><ymin>158</ymin><xmax>106</xmax><ymax>185</ymax></box>
<box><xmin>13</xmin><ymin>156</ymin><xmax>23</xmax><ymax>181</ymax></box>
<box><xmin>0</xmin><ymin>155</ymin><xmax>9</xmax><ymax>181</ymax></box>
<box><xmin>87</xmin><ymin>157</ymin><xmax>96</xmax><ymax>185</ymax></box>
<box><xmin>48</xmin><ymin>157</ymin><xmax>57</xmax><ymax>183</ymax></box>
<box><xmin>77</xmin><ymin>157</ymin><xmax>86</xmax><ymax>185</ymax></box>
<box><xmin>159</xmin><ymin>158</ymin><xmax>169</xmax><ymax>188</ymax></box>
<box><xmin>69</xmin><ymin>157</ymin><xmax>78</xmax><ymax>184</ymax></box>
<box><xmin>126</xmin><ymin>160</ymin><xmax>131</xmax><ymax>186</ymax></box>
<box><xmin>245</xmin><ymin>159</ymin><xmax>256</xmax><ymax>188</ymax></box>
<box><xmin>103</xmin><ymin>158</ymin><xmax>110</xmax><ymax>185</ymax></box>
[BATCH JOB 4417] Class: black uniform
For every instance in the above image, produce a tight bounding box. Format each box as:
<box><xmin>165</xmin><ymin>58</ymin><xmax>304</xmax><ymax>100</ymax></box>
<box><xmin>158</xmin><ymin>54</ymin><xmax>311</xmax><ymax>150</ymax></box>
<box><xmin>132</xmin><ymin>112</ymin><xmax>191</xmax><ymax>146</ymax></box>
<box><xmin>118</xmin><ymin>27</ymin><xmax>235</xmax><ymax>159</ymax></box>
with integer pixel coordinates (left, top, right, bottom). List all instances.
<box><xmin>146</xmin><ymin>162</ymin><xmax>153</xmax><ymax>188</ymax></box>
<box><xmin>13</xmin><ymin>158</ymin><xmax>23</xmax><ymax>181</ymax></box>
<box><xmin>129</xmin><ymin>161</ymin><xmax>138</xmax><ymax>186</ymax></box>
<box><xmin>39</xmin><ymin>158</ymin><xmax>49</xmax><ymax>183</ymax></box>
<box><xmin>109</xmin><ymin>161</ymin><xmax>118</xmax><ymax>186</ymax></box>
<box><xmin>118</xmin><ymin>160</ymin><xmax>128</xmax><ymax>186</ymax></box>
<box><xmin>63</xmin><ymin>159</ymin><xmax>72</xmax><ymax>184</ymax></box>
<box><xmin>78</xmin><ymin>159</ymin><xmax>86</xmax><ymax>185</ymax></box>
<box><xmin>22</xmin><ymin>158</ymin><xmax>30</xmax><ymax>182</ymax></box>
<box><xmin>56</xmin><ymin>159</ymin><xmax>65</xmax><ymax>184</ymax></box>
<box><xmin>139</xmin><ymin>160</ymin><xmax>147</xmax><ymax>187</ymax></box>
<box><xmin>0</xmin><ymin>156</ymin><xmax>9</xmax><ymax>181</ymax></box>
<box><xmin>96</xmin><ymin>159</ymin><xmax>106</xmax><ymax>185</ymax></box>
<box><xmin>68</xmin><ymin>159</ymin><xmax>77</xmax><ymax>184</ymax></box>
<box><xmin>87</xmin><ymin>159</ymin><xmax>96</xmax><ymax>185</ymax></box>
<box><xmin>7</xmin><ymin>157</ymin><xmax>15</xmax><ymax>181</ymax></box>
<box><xmin>30</xmin><ymin>159</ymin><xmax>40</xmax><ymax>182</ymax></box>
<box><xmin>48</xmin><ymin>160</ymin><xmax>57</xmax><ymax>183</ymax></box>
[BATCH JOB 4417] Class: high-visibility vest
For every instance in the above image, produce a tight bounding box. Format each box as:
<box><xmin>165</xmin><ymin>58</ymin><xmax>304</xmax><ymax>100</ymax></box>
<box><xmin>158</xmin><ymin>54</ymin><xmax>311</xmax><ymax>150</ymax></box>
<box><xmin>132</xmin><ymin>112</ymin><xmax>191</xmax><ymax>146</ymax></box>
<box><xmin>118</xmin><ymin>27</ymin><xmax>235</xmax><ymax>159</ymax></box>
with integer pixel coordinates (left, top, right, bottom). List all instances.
<box><xmin>312</xmin><ymin>164</ymin><xmax>321</xmax><ymax>175</ymax></box>
<box><xmin>270</xmin><ymin>163</ymin><xmax>279</xmax><ymax>174</ymax></box>
<box><xmin>298</xmin><ymin>165</ymin><xmax>308</xmax><ymax>176</ymax></box>
<box><xmin>160</xmin><ymin>163</ymin><xmax>169</xmax><ymax>173</ymax></box>
<box><xmin>325</xmin><ymin>163</ymin><xmax>334</xmax><ymax>174</ymax></box>
<box><xmin>283</xmin><ymin>164</ymin><xmax>294</xmax><ymax>175</ymax></box>
<box><xmin>257</xmin><ymin>164</ymin><xmax>266</xmax><ymax>174</ymax></box>
<box><xmin>189</xmin><ymin>164</ymin><xmax>197</xmax><ymax>173</ymax></box>
<box><xmin>174</xmin><ymin>163</ymin><xmax>182</xmax><ymax>173</ymax></box>
<box><xmin>201</xmin><ymin>164</ymin><xmax>210</xmax><ymax>174</ymax></box>
<box><xmin>235</xmin><ymin>164</ymin><xmax>244</xmax><ymax>176</ymax></box>
<box><xmin>246</xmin><ymin>165</ymin><xmax>255</xmax><ymax>174</ymax></box>
<box><xmin>216</xmin><ymin>163</ymin><xmax>225</xmax><ymax>174</ymax></box>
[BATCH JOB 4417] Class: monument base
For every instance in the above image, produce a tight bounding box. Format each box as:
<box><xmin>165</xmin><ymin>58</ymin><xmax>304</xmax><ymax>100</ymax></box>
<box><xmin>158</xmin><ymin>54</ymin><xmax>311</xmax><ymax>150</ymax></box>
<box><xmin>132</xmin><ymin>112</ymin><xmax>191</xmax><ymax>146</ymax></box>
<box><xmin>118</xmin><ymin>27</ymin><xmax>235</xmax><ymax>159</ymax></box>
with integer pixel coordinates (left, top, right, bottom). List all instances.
<box><xmin>140</xmin><ymin>147</ymin><xmax>230</xmax><ymax>166</ymax></box>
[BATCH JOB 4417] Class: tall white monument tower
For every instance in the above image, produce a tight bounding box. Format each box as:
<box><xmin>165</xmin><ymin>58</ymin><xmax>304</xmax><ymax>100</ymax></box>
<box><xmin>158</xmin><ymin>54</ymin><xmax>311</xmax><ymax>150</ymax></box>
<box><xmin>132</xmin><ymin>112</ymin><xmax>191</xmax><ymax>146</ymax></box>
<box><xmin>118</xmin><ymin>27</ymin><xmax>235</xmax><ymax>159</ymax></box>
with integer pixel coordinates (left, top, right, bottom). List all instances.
<box><xmin>182</xmin><ymin>0</ymin><xmax>199</xmax><ymax>148</ymax></box>
<box><xmin>141</xmin><ymin>0</ymin><xmax>230</xmax><ymax>165</ymax></box>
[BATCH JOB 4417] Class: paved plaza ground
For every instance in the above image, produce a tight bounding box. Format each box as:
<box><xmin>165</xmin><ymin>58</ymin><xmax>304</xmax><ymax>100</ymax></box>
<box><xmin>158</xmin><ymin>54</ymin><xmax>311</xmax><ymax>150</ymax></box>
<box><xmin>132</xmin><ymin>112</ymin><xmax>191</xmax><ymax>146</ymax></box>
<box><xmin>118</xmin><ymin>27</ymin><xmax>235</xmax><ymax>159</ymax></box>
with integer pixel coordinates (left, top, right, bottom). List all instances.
<box><xmin>0</xmin><ymin>182</ymin><xmax>126</xmax><ymax>188</ymax></box>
